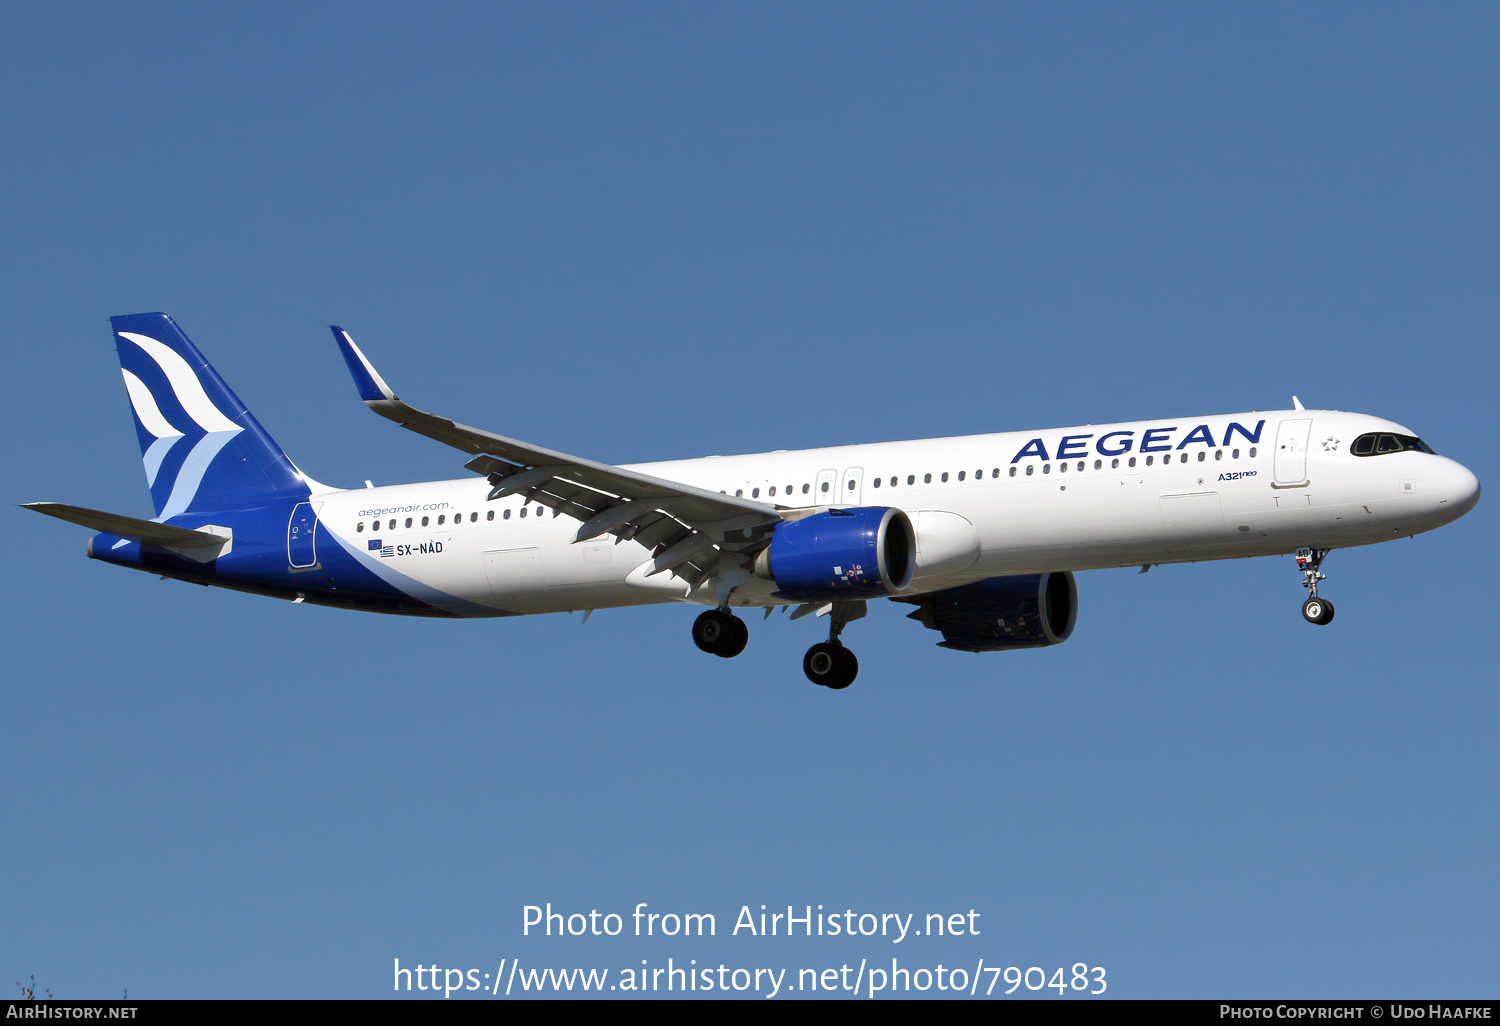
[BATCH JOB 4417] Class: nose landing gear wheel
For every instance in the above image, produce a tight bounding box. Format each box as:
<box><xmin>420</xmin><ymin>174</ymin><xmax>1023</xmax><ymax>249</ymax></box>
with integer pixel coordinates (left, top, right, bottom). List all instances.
<box><xmin>803</xmin><ymin>642</ymin><xmax>858</xmax><ymax>689</ymax></box>
<box><xmin>693</xmin><ymin>609</ymin><xmax>749</xmax><ymax>657</ymax></box>
<box><xmin>1302</xmin><ymin>596</ymin><xmax>1335</xmax><ymax>625</ymax></box>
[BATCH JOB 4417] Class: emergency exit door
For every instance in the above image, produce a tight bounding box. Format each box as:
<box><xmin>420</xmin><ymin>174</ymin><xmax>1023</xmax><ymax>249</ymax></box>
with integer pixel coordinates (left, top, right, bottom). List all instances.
<box><xmin>841</xmin><ymin>467</ymin><xmax>864</xmax><ymax>506</ymax></box>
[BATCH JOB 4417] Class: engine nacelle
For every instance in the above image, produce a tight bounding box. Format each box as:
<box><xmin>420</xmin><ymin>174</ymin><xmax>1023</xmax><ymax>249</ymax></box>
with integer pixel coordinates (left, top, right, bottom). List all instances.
<box><xmin>755</xmin><ymin>507</ymin><xmax>915</xmax><ymax>602</ymax></box>
<box><xmin>902</xmin><ymin>572</ymin><xmax>1077</xmax><ymax>652</ymax></box>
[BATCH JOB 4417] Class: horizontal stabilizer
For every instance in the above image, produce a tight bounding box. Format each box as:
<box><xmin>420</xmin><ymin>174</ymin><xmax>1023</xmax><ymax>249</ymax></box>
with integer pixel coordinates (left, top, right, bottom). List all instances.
<box><xmin>21</xmin><ymin>502</ymin><xmax>229</xmax><ymax>549</ymax></box>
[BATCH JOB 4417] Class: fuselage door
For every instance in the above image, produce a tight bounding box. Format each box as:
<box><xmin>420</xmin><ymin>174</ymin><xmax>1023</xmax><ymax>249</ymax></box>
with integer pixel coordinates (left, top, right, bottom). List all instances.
<box><xmin>484</xmin><ymin>546</ymin><xmax>549</xmax><ymax>608</ymax></box>
<box><xmin>287</xmin><ymin>501</ymin><xmax>321</xmax><ymax>568</ymax></box>
<box><xmin>1274</xmin><ymin>418</ymin><xmax>1312</xmax><ymax>485</ymax></box>
<box><xmin>815</xmin><ymin>468</ymin><xmax>838</xmax><ymax>505</ymax></box>
<box><xmin>842</xmin><ymin>467</ymin><xmax>864</xmax><ymax>506</ymax></box>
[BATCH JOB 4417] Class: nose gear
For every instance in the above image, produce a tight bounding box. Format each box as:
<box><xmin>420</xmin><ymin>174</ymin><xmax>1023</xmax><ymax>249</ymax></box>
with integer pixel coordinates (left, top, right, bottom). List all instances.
<box><xmin>1295</xmin><ymin>548</ymin><xmax>1335</xmax><ymax>625</ymax></box>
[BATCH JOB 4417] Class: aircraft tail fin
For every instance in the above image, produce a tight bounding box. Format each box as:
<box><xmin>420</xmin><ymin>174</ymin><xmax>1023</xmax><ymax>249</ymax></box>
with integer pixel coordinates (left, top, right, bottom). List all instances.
<box><xmin>111</xmin><ymin>313</ymin><xmax>309</xmax><ymax>517</ymax></box>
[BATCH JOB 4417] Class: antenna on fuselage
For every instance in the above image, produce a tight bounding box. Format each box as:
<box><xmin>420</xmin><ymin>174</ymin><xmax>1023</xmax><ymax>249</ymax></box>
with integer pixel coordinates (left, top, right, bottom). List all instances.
<box><xmin>1292</xmin><ymin>396</ymin><xmax>1305</xmax><ymax>410</ymax></box>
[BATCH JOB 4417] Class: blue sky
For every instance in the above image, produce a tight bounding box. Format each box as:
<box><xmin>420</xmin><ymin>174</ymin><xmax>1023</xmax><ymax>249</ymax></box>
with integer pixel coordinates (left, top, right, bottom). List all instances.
<box><xmin>3</xmin><ymin>3</ymin><xmax>1496</xmax><ymax>999</ymax></box>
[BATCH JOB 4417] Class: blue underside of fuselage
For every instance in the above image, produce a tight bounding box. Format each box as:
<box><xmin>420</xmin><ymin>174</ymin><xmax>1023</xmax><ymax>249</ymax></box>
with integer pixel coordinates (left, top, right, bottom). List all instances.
<box><xmin>87</xmin><ymin>501</ymin><xmax>509</xmax><ymax>619</ymax></box>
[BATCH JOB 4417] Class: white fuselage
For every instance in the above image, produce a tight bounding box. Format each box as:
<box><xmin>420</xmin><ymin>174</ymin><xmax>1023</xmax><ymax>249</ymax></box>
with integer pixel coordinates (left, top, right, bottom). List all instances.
<box><xmin>311</xmin><ymin>408</ymin><xmax>1480</xmax><ymax>618</ymax></box>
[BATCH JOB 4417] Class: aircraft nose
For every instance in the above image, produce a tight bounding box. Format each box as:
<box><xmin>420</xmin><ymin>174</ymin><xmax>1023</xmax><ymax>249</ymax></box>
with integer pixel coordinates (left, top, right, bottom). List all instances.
<box><xmin>1441</xmin><ymin>459</ymin><xmax>1481</xmax><ymax>517</ymax></box>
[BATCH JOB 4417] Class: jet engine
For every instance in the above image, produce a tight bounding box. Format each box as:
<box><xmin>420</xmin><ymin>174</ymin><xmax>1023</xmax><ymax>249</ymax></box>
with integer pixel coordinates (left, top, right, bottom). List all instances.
<box><xmin>754</xmin><ymin>507</ymin><xmax>915</xmax><ymax>602</ymax></box>
<box><xmin>900</xmin><ymin>572</ymin><xmax>1077</xmax><ymax>652</ymax></box>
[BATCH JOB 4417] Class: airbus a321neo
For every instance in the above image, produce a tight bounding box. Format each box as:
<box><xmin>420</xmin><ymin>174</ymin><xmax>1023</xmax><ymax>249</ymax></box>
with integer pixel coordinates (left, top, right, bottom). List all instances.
<box><xmin>25</xmin><ymin>314</ymin><xmax>1481</xmax><ymax>689</ymax></box>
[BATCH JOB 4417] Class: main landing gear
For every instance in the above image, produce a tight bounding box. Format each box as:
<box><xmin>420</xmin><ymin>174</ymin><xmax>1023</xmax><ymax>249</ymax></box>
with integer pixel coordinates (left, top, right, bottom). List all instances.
<box><xmin>692</xmin><ymin>608</ymin><xmax>748</xmax><ymax>658</ymax></box>
<box><xmin>802</xmin><ymin>600</ymin><xmax>865</xmax><ymax>690</ymax></box>
<box><xmin>690</xmin><ymin>598</ymin><xmax>864</xmax><ymax>690</ymax></box>
<box><xmin>1296</xmin><ymin>547</ymin><xmax>1335</xmax><ymax>625</ymax></box>
<box><xmin>803</xmin><ymin>642</ymin><xmax>857</xmax><ymax>690</ymax></box>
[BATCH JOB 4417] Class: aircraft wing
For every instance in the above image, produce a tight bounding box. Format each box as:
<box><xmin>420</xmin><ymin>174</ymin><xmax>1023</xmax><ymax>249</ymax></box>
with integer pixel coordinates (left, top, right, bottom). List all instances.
<box><xmin>331</xmin><ymin>327</ymin><xmax>783</xmax><ymax>587</ymax></box>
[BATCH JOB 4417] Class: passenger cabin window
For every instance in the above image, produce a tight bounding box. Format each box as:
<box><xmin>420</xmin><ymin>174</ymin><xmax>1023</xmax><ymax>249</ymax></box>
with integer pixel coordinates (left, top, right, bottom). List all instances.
<box><xmin>940</xmin><ymin>472</ymin><xmax>949</xmax><ymax>482</ymax></box>
<box><xmin>503</xmin><ymin>509</ymin><xmax>511</xmax><ymax>519</ymax></box>
<box><xmin>923</xmin><ymin>474</ymin><xmax>932</xmax><ymax>484</ymax></box>
<box><xmin>357</xmin><ymin>522</ymin><xmax>364</xmax><ymax>532</ymax></box>
<box><xmin>890</xmin><ymin>477</ymin><xmax>897</xmax><ymax>487</ymax></box>
<box><xmin>907</xmin><ymin>475</ymin><xmax>915</xmax><ymax>485</ymax></box>
<box><xmin>1009</xmin><ymin>467</ymin><xmax>1017</xmax><ymax>477</ymax></box>
<box><xmin>487</xmin><ymin>510</ymin><xmax>494</xmax><ymax>521</ymax></box>
<box><xmin>1025</xmin><ymin>465</ymin><xmax>1034</xmax><ymax>476</ymax></box>
<box><xmin>873</xmin><ymin>478</ymin><xmax>881</xmax><ymax>488</ymax></box>
<box><xmin>957</xmin><ymin>471</ymin><xmax>965</xmax><ymax>481</ymax></box>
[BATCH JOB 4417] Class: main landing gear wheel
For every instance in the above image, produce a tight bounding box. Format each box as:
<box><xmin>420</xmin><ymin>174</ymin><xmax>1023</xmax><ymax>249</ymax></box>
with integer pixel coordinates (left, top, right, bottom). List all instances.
<box><xmin>693</xmin><ymin>609</ymin><xmax>748</xmax><ymax>658</ymax></box>
<box><xmin>1302</xmin><ymin>597</ymin><xmax>1335</xmax><ymax>626</ymax></box>
<box><xmin>803</xmin><ymin>642</ymin><xmax>858</xmax><ymax>689</ymax></box>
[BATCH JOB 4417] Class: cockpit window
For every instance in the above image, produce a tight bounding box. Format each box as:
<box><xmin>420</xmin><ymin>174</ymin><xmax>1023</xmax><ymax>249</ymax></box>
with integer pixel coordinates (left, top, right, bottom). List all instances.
<box><xmin>1352</xmin><ymin>432</ymin><xmax>1435</xmax><ymax>457</ymax></box>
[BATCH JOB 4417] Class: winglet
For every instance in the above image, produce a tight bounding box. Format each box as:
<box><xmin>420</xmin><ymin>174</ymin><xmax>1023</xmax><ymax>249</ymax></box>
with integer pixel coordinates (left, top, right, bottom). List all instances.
<box><xmin>331</xmin><ymin>326</ymin><xmax>398</xmax><ymax>403</ymax></box>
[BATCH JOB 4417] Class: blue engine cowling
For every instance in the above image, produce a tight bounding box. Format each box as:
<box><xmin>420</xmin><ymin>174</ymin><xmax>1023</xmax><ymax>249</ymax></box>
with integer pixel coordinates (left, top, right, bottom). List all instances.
<box><xmin>900</xmin><ymin>572</ymin><xmax>1077</xmax><ymax>652</ymax></box>
<box><xmin>755</xmin><ymin>507</ymin><xmax>915</xmax><ymax>602</ymax></box>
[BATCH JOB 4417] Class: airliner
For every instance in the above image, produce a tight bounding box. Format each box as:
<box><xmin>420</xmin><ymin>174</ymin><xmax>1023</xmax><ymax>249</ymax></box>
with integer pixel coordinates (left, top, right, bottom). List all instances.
<box><xmin>25</xmin><ymin>313</ymin><xmax>1481</xmax><ymax>689</ymax></box>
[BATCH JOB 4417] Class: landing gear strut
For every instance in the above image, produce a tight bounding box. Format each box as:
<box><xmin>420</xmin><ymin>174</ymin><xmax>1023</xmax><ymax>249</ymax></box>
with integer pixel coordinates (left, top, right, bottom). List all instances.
<box><xmin>802</xmin><ymin>600</ymin><xmax>864</xmax><ymax>689</ymax></box>
<box><xmin>1296</xmin><ymin>547</ymin><xmax>1335</xmax><ymax>625</ymax></box>
<box><xmin>693</xmin><ymin>608</ymin><xmax>748</xmax><ymax>657</ymax></box>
